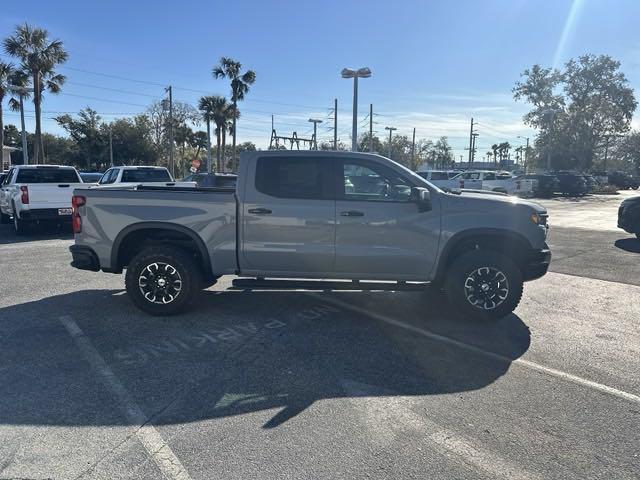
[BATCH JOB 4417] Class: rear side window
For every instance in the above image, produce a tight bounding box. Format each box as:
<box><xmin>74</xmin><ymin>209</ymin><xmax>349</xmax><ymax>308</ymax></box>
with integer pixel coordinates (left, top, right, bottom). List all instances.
<box><xmin>16</xmin><ymin>168</ymin><xmax>80</xmax><ymax>183</ymax></box>
<box><xmin>255</xmin><ymin>156</ymin><xmax>332</xmax><ymax>199</ymax></box>
<box><xmin>121</xmin><ymin>169</ymin><xmax>172</xmax><ymax>182</ymax></box>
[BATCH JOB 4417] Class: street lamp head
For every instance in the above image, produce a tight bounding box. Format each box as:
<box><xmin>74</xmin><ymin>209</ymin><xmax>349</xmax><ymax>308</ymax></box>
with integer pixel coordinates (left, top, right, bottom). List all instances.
<box><xmin>308</xmin><ymin>118</ymin><xmax>323</xmax><ymax>124</ymax></box>
<box><xmin>341</xmin><ymin>67</ymin><xmax>372</xmax><ymax>78</ymax></box>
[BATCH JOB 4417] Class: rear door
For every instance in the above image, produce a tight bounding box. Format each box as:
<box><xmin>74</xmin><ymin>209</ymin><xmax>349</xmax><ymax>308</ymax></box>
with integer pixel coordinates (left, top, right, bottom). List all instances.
<box><xmin>241</xmin><ymin>155</ymin><xmax>336</xmax><ymax>275</ymax></box>
<box><xmin>334</xmin><ymin>158</ymin><xmax>440</xmax><ymax>280</ymax></box>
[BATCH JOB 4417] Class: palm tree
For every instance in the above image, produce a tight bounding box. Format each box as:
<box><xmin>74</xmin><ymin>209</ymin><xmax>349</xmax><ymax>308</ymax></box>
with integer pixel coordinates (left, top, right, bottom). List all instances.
<box><xmin>199</xmin><ymin>95</ymin><xmax>233</xmax><ymax>172</ymax></box>
<box><xmin>3</xmin><ymin>24</ymin><xmax>68</xmax><ymax>163</ymax></box>
<box><xmin>198</xmin><ymin>95</ymin><xmax>217</xmax><ymax>172</ymax></box>
<box><xmin>212</xmin><ymin>57</ymin><xmax>256</xmax><ymax>171</ymax></box>
<box><xmin>0</xmin><ymin>61</ymin><xmax>15</xmax><ymax>152</ymax></box>
<box><xmin>486</xmin><ymin>150</ymin><xmax>493</xmax><ymax>164</ymax></box>
<box><xmin>491</xmin><ymin>144</ymin><xmax>499</xmax><ymax>168</ymax></box>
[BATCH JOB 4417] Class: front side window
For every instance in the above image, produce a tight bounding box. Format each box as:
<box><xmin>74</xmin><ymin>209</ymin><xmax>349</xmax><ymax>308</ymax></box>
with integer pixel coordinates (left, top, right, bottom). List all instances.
<box><xmin>484</xmin><ymin>172</ymin><xmax>496</xmax><ymax>180</ymax></box>
<box><xmin>255</xmin><ymin>156</ymin><xmax>332</xmax><ymax>199</ymax></box>
<box><xmin>99</xmin><ymin>169</ymin><xmax>117</xmax><ymax>184</ymax></box>
<box><xmin>341</xmin><ymin>161</ymin><xmax>412</xmax><ymax>202</ymax></box>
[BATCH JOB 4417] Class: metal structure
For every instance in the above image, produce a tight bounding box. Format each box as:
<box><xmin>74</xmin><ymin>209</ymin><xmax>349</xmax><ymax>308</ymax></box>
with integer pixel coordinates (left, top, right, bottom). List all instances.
<box><xmin>341</xmin><ymin>67</ymin><xmax>372</xmax><ymax>152</ymax></box>
<box><xmin>269</xmin><ymin>129</ymin><xmax>316</xmax><ymax>150</ymax></box>
<box><xmin>308</xmin><ymin>118</ymin><xmax>323</xmax><ymax>150</ymax></box>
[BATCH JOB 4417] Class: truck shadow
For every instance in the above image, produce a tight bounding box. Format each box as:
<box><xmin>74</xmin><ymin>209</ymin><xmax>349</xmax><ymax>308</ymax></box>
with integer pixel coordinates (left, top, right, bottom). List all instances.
<box><xmin>614</xmin><ymin>238</ymin><xmax>640</xmax><ymax>253</ymax></box>
<box><xmin>0</xmin><ymin>222</ymin><xmax>73</xmax><ymax>245</ymax></box>
<box><xmin>0</xmin><ymin>288</ymin><xmax>531</xmax><ymax>430</ymax></box>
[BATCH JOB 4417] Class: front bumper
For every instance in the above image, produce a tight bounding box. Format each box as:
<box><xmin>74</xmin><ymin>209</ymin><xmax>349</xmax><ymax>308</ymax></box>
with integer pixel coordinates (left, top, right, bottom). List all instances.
<box><xmin>523</xmin><ymin>246</ymin><xmax>551</xmax><ymax>281</ymax></box>
<box><xmin>618</xmin><ymin>205</ymin><xmax>639</xmax><ymax>234</ymax></box>
<box><xmin>69</xmin><ymin>245</ymin><xmax>100</xmax><ymax>272</ymax></box>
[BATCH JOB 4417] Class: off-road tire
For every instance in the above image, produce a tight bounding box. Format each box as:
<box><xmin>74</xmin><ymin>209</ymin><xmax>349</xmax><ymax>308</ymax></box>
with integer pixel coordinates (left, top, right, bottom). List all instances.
<box><xmin>125</xmin><ymin>246</ymin><xmax>202</xmax><ymax>316</ymax></box>
<box><xmin>444</xmin><ymin>249</ymin><xmax>523</xmax><ymax>321</ymax></box>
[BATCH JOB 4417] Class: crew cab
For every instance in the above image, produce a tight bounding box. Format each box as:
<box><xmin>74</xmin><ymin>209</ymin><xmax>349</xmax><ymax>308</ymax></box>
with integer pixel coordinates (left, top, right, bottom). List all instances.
<box><xmin>0</xmin><ymin>165</ymin><xmax>84</xmax><ymax>234</ymax></box>
<box><xmin>94</xmin><ymin>166</ymin><xmax>196</xmax><ymax>188</ymax></box>
<box><xmin>416</xmin><ymin>170</ymin><xmax>482</xmax><ymax>191</ymax></box>
<box><xmin>69</xmin><ymin>151</ymin><xmax>551</xmax><ymax>320</ymax></box>
<box><xmin>454</xmin><ymin>170</ymin><xmax>536</xmax><ymax>196</ymax></box>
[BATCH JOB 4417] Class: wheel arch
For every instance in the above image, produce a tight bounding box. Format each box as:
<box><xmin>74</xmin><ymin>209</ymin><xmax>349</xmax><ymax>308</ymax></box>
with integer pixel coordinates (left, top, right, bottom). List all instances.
<box><xmin>434</xmin><ymin>228</ymin><xmax>532</xmax><ymax>285</ymax></box>
<box><xmin>111</xmin><ymin>222</ymin><xmax>214</xmax><ymax>280</ymax></box>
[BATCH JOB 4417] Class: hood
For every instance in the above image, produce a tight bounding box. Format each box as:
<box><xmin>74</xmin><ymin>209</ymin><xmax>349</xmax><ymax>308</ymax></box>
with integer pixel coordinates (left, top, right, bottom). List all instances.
<box><xmin>621</xmin><ymin>196</ymin><xmax>640</xmax><ymax>207</ymax></box>
<box><xmin>444</xmin><ymin>190</ymin><xmax>547</xmax><ymax>214</ymax></box>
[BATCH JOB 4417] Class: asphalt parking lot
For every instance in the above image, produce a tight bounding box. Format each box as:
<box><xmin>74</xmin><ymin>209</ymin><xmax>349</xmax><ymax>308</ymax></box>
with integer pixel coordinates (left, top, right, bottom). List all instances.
<box><xmin>0</xmin><ymin>191</ymin><xmax>639</xmax><ymax>480</ymax></box>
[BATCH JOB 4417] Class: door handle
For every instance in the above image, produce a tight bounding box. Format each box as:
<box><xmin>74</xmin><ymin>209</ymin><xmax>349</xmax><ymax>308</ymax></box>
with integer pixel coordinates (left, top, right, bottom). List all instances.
<box><xmin>248</xmin><ymin>207</ymin><xmax>272</xmax><ymax>215</ymax></box>
<box><xmin>340</xmin><ymin>210</ymin><xmax>364</xmax><ymax>217</ymax></box>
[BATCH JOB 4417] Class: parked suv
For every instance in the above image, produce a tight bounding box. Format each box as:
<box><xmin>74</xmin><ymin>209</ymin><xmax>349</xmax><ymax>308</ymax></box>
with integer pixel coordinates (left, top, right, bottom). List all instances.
<box><xmin>553</xmin><ymin>172</ymin><xmax>588</xmax><ymax>196</ymax></box>
<box><xmin>524</xmin><ymin>174</ymin><xmax>559</xmax><ymax>198</ymax></box>
<box><xmin>618</xmin><ymin>195</ymin><xmax>640</xmax><ymax>239</ymax></box>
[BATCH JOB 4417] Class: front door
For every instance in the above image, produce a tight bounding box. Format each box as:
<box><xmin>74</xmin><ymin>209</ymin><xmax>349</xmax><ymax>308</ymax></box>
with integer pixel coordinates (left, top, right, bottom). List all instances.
<box><xmin>241</xmin><ymin>155</ymin><xmax>336</xmax><ymax>276</ymax></box>
<box><xmin>334</xmin><ymin>158</ymin><xmax>440</xmax><ymax>280</ymax></box>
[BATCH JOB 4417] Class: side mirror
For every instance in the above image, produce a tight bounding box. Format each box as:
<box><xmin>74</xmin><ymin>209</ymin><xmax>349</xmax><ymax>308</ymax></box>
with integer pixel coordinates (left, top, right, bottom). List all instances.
<box><xmin>411</xmin><ymin>187</ymin><xmax>432</xmax><ymax>211</ymax></box>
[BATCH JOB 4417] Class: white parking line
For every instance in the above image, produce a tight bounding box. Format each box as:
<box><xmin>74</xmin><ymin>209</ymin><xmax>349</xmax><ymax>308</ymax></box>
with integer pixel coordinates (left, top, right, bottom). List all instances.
<box><xmin>341</xmin><ymin>380</ymin><xmax>540</xmax><ymax>480</ymax></box>
<box><xmin>58</xmin><ymin>315</ymin><xmax>192</xmax><ymax>480</ymax></box>
<box><xmin>317</xmin><ymin>297</ymin><xmax>640</xmax><ymax>405</ymax></box>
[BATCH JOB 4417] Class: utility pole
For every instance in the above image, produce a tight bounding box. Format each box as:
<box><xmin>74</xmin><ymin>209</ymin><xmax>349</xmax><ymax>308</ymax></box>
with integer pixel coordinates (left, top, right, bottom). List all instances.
<box><xmin>333</xmin><ymin>99</ymin><xmax>338</xmax><ymax>150</ymax></box>
<box><xmin>109</xmin><ymin>125</ymin><xmax>114</xmax><ymax>168</ymax></box>
<box><xmin>471</xmin><ymin>132</ymin><xmax>479</xmax><ymax>165</ymax></box>
<box><xmin>411</xmin><ymin>127</ymin><xmax>416</xmax><ymax>169</ymax></box>
<box><xmin>308</xmin><ymin>118</ymin><xmax>323</xmax><ymax>150</ymax></box>
<box><xmin>369</xmin><ymin>104</ymin><xmax>373</xmax><ymax>152</ymax></box>
<box><xmin>385</xmin><ymin>126</ymin><xmax>396</xmax><ymax>159</ymax></box>
<box><xmin>468</xmin><ymin>117</ymin><xmax>475</xmax><ymax>169</ymax></box>
<box><xmin>165</xmin><ymin>86</ymin><xmax>174</xmax><ymax>176</ymax></box>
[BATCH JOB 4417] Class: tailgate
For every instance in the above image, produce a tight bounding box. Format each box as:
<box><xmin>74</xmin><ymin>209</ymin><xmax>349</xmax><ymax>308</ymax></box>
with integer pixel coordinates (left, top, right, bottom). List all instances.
<box><xmin>24</xmin><ymin>183</ymin><xmax>82</xmax><ymax>209</ymax></box>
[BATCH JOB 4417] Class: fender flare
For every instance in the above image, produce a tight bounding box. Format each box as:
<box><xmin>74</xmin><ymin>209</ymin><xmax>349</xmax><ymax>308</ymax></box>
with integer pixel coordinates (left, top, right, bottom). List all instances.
<box><xmin>111</xmin><ymin>222</ymin><xmax>213</xmax><ymax>279</ymax></box>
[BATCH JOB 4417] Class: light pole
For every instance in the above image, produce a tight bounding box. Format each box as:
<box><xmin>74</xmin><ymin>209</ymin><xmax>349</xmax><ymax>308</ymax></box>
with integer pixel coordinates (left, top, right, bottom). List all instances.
<box><xmin>517</xmin><ymin>135</ymin><xmax>530</xmax><ymax>172</ymax></box>
<box><xmin>308</xmin><ymin>118</ymin><xmax>323</xmax><ymax>150</ymax></box>
<box><xmin>341</xmin><ymin>67</ymin><xmax>372</xmax><ymax>152</ymax></box>
<box><xmin>8</xmin><ymin>84</ymin><xmax>33</xmax><ymax>165</ymax></box>
<box><xmin>385</xmin><ymin>126</ymin><xmax>396</xmax><ymax>159</ymax></box>
<box><xmin>164</xmin><ymin>86</ymin><xmax>174</xmax><ymax>176</ymax></box>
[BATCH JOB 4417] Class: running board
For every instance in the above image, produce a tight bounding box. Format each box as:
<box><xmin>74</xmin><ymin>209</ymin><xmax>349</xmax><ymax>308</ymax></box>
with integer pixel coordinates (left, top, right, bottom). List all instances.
<box><xmin>230</xmin><ymin>278</ymin><xmax>429</xmax><ymax>291</ymax></box>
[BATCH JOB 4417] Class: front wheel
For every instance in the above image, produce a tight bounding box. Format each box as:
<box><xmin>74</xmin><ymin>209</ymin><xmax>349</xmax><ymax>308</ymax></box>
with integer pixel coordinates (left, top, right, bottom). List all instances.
<box><xmin>124</xmin><ymin>246</ymin><xmax>202</xmax><ymax>316</ymax></box>
<box><xmin>444</xmin><ymin>250</ymin><xmax>523</xmax><ymax>320</ymax></box>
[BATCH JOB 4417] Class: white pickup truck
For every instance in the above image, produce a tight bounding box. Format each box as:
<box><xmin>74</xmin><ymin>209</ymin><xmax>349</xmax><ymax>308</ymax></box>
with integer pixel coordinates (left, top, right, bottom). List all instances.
<box><xmin>416</xmin><ymin>170</ymin><xmax>483</xmax><ymax>191</ymax></box>
<box><xmin>0</xmin><ymin>165</ymin><xmax>84</xmax><ymax>234</ymax></box>
<box><xmin>454</xmin><ymin>170</ymin><xmax>536</xmax><ymax>196</ymax></box>
<box><xmin>94</xmin><ymin>166</ymin><xmax>196</xmax><ymax>188</ymax></box>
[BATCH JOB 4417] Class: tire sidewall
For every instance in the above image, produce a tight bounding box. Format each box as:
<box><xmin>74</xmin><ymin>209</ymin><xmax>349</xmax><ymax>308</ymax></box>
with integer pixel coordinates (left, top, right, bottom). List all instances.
<box><xmin>445</xmin><ymin>250</ymin><xmax>523</xmax><ymax>321</ymax></box>
<box><xmin>125</xmin><ymin>246</ymin><xmax>201</xmax><ymax>316</ymax></box>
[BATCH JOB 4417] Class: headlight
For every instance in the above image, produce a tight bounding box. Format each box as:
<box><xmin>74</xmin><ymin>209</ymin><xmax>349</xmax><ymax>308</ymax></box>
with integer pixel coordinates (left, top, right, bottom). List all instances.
<box><xmin>530</xmin><ymin>212</ymin><xmax>548</xmax><ymax>226</ymax></box>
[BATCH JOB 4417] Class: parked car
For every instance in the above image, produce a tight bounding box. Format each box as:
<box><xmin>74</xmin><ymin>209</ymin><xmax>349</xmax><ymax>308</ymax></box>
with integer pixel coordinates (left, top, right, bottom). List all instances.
<box><xmin>182</xmin><ymin>172</ymin><xmax>238</xmax><ymax>188</ymax></box>
<box><xmin>0</xmin><ymin>172</ymin><xmax>7</xmax><ymax>186</ymax></box>
<box><xmin>79</xmin><ymin>172</ymin><xmax>103</xmax><ymax>184</ymax></box>
<box><xmin>94</xmin><ymin>166</ymin><xmax>196</xmax><ymax>188</ymax></box>
<box><xmin>618</xmin><ymin>195</ymin><xmax>640</xmax><ymax>239</ymax></box>
<box><xmin>523</xmin><ymin>174</ymin><xmax>559</xmax><ymax>198</ymax></box>
<box><xmin>416</xmin><ymin>170</ymin><xmax>482</xmax><ymax>190</ymax></box>
<box><xmin>0</xmin><ymin>165</ymin><xmax>84</xmax><ymax>234</ymax></box>
<box><xmin>553</xmin><ymin>172</ymin><xmax>588</xmax><ymax>196</ymax></box>
<box><xmin>608</xmin><ymin>171</ymin><xmax>639</xmax><ymax>190</ymax></box>
<box><xmin>454</xmin><ymin>170</ymin><xmax>536</xmax><ymax>196</ymax></box>
<box><xmin>70</xmin><ymin>151</ymin><xmax>551</xmax><ymax>321</ymax></box>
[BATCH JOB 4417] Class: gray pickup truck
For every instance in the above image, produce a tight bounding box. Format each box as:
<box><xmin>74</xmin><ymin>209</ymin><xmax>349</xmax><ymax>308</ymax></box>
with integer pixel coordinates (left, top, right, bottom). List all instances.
<box><xmin>69</xmin><ymin>151</ymin><xmax>550</xmax><ymax>320</ymax></box>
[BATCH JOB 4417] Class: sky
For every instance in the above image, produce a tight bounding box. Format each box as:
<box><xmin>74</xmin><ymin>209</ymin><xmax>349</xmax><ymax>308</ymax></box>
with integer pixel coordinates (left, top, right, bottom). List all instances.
<box><xmin>1</xmin><ymin>0</ymin><xmax>639</xmax><ymax>161</ymax></box>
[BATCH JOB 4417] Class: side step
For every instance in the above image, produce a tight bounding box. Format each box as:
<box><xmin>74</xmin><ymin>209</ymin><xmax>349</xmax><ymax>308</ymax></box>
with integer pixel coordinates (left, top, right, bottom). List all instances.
<box><xmin>231</xmin><ymin>278</ymin><xmax>429</xmax><ymax>291</ymax></box>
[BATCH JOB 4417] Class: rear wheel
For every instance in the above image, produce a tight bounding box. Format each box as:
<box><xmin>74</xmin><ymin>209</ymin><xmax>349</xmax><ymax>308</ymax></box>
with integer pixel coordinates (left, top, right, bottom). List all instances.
<box><xmin>444</xmin><ymin>250</ymin><xmax>523</xmax><ymax>320</ymax></box>
<box><xmin>124</xmin><ymin>246</ymin><xmax>202</xmax><ymax>316</ymax></box>
<box><xmin>12</xmin><ymin>208</ymin><xmax>28</xmax><ymax>235</ymax></box>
